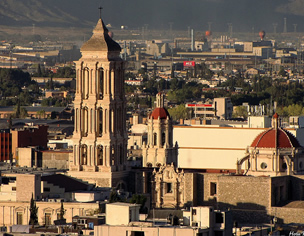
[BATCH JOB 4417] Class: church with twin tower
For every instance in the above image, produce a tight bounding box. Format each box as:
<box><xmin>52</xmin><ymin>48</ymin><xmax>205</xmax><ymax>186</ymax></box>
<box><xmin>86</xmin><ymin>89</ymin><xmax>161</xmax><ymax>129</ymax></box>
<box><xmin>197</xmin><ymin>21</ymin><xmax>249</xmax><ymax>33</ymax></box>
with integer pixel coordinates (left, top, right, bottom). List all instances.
<box><xmin>69</xmin><ymin>13</ymin><xmax>129</xmax><ymax>189</ymax></box>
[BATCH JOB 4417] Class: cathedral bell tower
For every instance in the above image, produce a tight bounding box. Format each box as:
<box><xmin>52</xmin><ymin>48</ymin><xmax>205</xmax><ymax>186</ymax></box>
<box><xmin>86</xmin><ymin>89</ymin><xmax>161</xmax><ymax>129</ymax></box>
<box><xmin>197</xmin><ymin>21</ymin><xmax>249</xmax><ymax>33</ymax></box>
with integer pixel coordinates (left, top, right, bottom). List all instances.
<box><xmin>69</xmin><ymin>14</ymin><xmax>129</xmax><ymax>188</ymax></box>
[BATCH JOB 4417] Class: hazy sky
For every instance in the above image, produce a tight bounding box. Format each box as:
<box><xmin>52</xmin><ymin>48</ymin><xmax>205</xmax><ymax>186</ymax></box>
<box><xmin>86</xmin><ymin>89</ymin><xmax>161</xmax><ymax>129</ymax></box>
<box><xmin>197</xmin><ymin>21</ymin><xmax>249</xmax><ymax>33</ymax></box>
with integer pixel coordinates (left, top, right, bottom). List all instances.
<box><xmin>2</xmin><ymin>0</ymin><xmax>304</xmax><ymax>32</ymax></box>
<box><xmin>67</xmin><ymin>0</ymin><xmax>303</xmax><ymax>32</ymax></box>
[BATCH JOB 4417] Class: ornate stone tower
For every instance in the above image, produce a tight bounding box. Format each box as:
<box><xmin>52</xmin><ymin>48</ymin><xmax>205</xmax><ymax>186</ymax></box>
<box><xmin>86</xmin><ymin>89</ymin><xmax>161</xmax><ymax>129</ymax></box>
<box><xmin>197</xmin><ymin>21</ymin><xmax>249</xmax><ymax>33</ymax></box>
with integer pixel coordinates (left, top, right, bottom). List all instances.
<box><xmin>69</xmin><ymin>15</ymin><xmax>128</xmax><ymax>188</ymax></box>
<box><xmin>142</xmin><ymin>93</ymin><xmax>178</xmax><ymax>167</ymax></box>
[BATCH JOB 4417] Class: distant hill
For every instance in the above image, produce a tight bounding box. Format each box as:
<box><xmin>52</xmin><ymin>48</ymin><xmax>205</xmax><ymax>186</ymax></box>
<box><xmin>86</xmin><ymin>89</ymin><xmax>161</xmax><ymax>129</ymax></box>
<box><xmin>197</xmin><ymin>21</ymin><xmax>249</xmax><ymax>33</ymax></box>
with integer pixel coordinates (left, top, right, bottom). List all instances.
<box><xmin>1</xmin><ymin>0</ymin><xmax>304</xmax><ymax>32</ymax></box>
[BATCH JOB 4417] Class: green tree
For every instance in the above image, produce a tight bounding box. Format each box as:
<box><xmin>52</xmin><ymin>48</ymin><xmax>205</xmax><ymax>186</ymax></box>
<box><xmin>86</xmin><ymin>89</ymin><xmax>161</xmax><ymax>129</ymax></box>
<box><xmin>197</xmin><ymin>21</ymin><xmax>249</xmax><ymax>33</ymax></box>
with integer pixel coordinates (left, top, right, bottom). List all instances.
<box><xmin>37</xmin><ymin>110</ymin><xmax>46</xmax><ymax>119</ymax></box>
<box><xmin>168</xmin><ymin>104</ymin><xmax>190</xmax><ymax>121</ymax></box>
<box><xmin>129</xmin><ymin>194</ymin><xmax>147</xmax><ymax>214</ymax></box>
<box><xmin>109</xmin><ymin>190</ymin><xmax>119</xmax><ymax>203</ymax></box>
<box><xmin>278</xmin><ymin>66</ymin><xmax>287</xmax><ymax>77</ymax></box>
<box><xmin>232</xmin><ymin>106</ymin><xmax>248</xmax><ymax>120</ymax></box>
<box><xmin>29</xmin><ymin>194</ymin><xmax>38</xmax><ymax>226</ymax></box>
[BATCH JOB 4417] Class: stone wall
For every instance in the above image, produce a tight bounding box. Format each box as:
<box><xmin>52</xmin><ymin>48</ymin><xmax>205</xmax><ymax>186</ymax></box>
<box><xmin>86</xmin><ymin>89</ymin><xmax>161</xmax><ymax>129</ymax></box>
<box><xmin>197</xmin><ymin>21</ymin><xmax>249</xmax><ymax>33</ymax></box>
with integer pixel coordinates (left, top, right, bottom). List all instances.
<box><xmin>217</xmin><ymin>175</ymin><xmax>271</xmax><ymax>210</ymax></box>
<box><xmin>42</xmin><ymin>151</ymin><xmax>70</xmax><ymax>169</ymax></box>
<box><xmin>184</xmin><ymin>173</ymin><xmax>196</xmax><ymax>206</ymax></box>
<box><xmin>271</xmin><ymin>176</ymin><xmax>291</xmax><ymax>206</ymax></box>
<box><xmin>270</xmin><ymin>207</ymin><xmax>304</xmax><ymax>224</ymax></box>
<box><xmin>202</xmin><ymin>173</ymin><xmax>221</xmax><ymax>206</ymax></box>
<box><xmin>16</xmin><ymin>174</ymin><xmax>41</xmax><ymax>201</ymax></box>
<box><xmin>290</xmin><ymin>175</ymin><xmax>304</xmax><ymax>201</ymax></box>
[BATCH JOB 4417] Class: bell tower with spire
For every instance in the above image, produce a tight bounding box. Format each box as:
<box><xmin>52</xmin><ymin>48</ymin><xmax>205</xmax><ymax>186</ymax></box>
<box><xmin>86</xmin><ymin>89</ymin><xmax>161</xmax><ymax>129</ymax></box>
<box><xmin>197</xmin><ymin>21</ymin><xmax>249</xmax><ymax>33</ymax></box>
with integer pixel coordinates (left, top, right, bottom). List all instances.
<box><xmin>69</xmin><ymin>11</ymin><xmax>129</xmax><ymax>188</ymax></box>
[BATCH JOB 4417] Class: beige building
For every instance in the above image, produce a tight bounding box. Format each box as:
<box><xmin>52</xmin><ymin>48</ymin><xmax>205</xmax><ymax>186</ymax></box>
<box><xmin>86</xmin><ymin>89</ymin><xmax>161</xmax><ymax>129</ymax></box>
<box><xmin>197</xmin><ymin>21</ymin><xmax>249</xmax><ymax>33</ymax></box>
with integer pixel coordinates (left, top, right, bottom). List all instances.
<box><xmin>174</xmin><ymin>117</ymin><xmax>304</xmax><ymax>170</ymax></box>
<box><xmin>0</xmin><ymin>173</ymin><xmax>102</xmax><ymax>227</ymax></box>
<box><xmin>69</xmin><ymin>16</ymin><xmax>129</xmax><ymax>188</ymax></box>
<box><xmin>95</xmin><ymin>202</ymin><xmax>232</xmax><ymax>236</ymax></box>
<box><xmin>106</xmin><ymin>202</ymin><xmax>140</xmax><ymax>225</ymax></box>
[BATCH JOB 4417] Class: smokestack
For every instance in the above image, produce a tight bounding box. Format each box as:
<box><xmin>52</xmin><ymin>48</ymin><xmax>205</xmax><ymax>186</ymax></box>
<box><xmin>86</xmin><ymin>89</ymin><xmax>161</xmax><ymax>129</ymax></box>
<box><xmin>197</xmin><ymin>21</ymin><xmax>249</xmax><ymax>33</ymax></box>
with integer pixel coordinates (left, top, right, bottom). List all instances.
<box><xmin>191</xmin><ymin>29</ymin><xmax>195</xmax><ymax>51</ymax></box>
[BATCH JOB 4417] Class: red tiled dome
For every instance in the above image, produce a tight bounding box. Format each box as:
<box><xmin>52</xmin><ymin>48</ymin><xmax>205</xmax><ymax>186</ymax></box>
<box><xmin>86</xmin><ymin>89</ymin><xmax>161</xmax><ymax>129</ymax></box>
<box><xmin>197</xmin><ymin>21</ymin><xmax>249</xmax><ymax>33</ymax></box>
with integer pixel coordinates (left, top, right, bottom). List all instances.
<box><xmin>150</xmin><ymin>107</ymin><xmax>170</xmax><ymax>120</ymax></box>
<box><xmin>250</xmin><ymin>128</ymin><xmax>301</xmax><ymax>148</ymax></box>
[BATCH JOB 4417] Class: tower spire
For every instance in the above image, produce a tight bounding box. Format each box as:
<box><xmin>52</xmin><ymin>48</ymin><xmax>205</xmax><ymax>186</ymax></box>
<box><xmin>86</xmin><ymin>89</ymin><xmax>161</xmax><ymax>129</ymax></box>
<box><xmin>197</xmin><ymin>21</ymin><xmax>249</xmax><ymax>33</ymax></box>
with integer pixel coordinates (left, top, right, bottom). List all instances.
<box><xmin>98</xmin><ymin>6</ymin><xmax>103</xmax><ymax>19</ymax></box>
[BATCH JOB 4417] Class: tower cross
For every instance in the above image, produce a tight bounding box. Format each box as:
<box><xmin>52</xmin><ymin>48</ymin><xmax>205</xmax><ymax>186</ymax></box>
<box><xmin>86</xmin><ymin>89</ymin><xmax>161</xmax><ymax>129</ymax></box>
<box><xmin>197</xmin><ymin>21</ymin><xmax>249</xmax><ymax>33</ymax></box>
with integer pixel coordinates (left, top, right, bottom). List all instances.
<box><xmin>98</xmin><ymin>6</ymin><xmax>103</xmax><ymax>19</ymax></box>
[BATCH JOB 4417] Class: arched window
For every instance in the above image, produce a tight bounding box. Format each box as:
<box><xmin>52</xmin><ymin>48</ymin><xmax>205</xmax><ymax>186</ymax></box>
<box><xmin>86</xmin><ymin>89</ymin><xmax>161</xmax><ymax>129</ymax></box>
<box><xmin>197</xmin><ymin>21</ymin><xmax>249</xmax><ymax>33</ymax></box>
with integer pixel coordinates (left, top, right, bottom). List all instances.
<box><xmin>97</xmin><ymin>108</ymin><xmax>103</xmax><ymax>137</ymax></box>
<box><xmin>98</xmin><ymin>68</ymin><xmax>104</xmax><ymax>99</ymax></box>
<box><xmin>153</xmin><ymin>133</ymin><xmax>157</xmax><ymax>146</ymax></box>
<box><xmin>161</xmin><ymin>132</ymin><xmax>166</xmax><ymax>147</ymax></box>
<box><xmin>97</xmin><ymin>145</ymin><xmax>103</xmax><ymax>165</ymax></box>
<box><xmin>83</xmin><ymin>67</ymin><xmax>89</xmax><ymax>99</ymax></box>
<box><xmin>82</xmin><ymin>107</ymin><xmax>88</xmax><ymax>137</ymax></box>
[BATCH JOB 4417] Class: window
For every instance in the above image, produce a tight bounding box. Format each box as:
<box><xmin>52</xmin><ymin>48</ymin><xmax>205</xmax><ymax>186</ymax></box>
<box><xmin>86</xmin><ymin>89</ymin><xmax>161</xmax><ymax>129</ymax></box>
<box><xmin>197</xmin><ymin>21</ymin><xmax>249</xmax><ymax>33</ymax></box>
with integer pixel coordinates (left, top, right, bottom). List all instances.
<box><xmin>210</xmin><ymin>182</ymin><xmax>217</xmax><ymax>196</ymax></box>
<box><xmin>153</xmin><ymin>133</ymin><xmax>157</xmax><ymax>146</ymax></box>
<box><xmin>166</xmin><ymin>183</ymin><xmax>172</xmax><ymax>193</ymax></box>
<box><xmin>16</xmin><ymin>212</ymin><xmax>23</xmax><ymax>225</ymax></box>
<box><xmin>192</xmin><ymin>209</ymin><xmax>197</xmax><ymax>215</ymax></box>
<box><xmin>215</xmin><ymin>212</ymin><xmax>224</xmax><ymax>223</ymax></box>
<box><xmin>161</xmin><ymin>132</ymin><xmax>165</xmax><ymax>146</ymax></box>
<box><xmin>12</xmin><ymin>187</ymin><xmax>16</xmax><ymax>191</ymax></box>
<box><xmin>45</xmin><ymin>213</ymin><xmax>51</xmax><ymax>226</ymax></box>
<box><xmin>260</xmin><ymin>162</ymin><xmax>267</xmax><ymax>169</ymax></box>
<box><xmin>282</xmin><ymin>163</ymin><xmax>287</xmax><ymax>170</ymax></box>
<box><xmin>43</xmin><ymin>187</ymin><xmax>50</xmax><ymax>192</ymax></box>
<box><xmin>131</xmin><ymin>232</ymin><xmax>144</xmax><ymax>236</ymax></box>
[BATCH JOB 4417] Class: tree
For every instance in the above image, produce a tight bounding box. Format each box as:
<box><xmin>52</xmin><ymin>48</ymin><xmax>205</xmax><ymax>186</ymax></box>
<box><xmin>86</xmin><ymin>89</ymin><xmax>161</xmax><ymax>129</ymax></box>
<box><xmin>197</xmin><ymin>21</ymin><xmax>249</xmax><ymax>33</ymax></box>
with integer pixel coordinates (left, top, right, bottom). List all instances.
<box><xmin>278</xmin><ymin>66</ymin><xmax>287</xmax><ymax>77</ymax></box>
<box><xmin>37</xmin><ymin>110</ymin><xmax>46</xmax><ymax>119</ymax></box>
<box><xmin>109</xmin><ymin>190</ymin><xmax>119</xmax><ymax>203</ymax></box>
<box><xmin>129</xmin><ymin>194</ymin><xmax>147</xmax><ymax>214</ymax></box>
<box><xmin>29</xmin><ymin>193</ymin><xmax>38</xmax><ymax>226</ymax></box>
<box><xmin>59</xmin><ymin>202</ymin><xmax>65</xmax><ymax>220</ymax></box>
<box><xmin>168</xmin><ymin>104</ymin><xmax>190</xmax><ymax>121</ymax></box>
<box><xmin>232</xmin><ymin>106</ymin><xmax>248</xmax><ymax>120</ymax></box>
